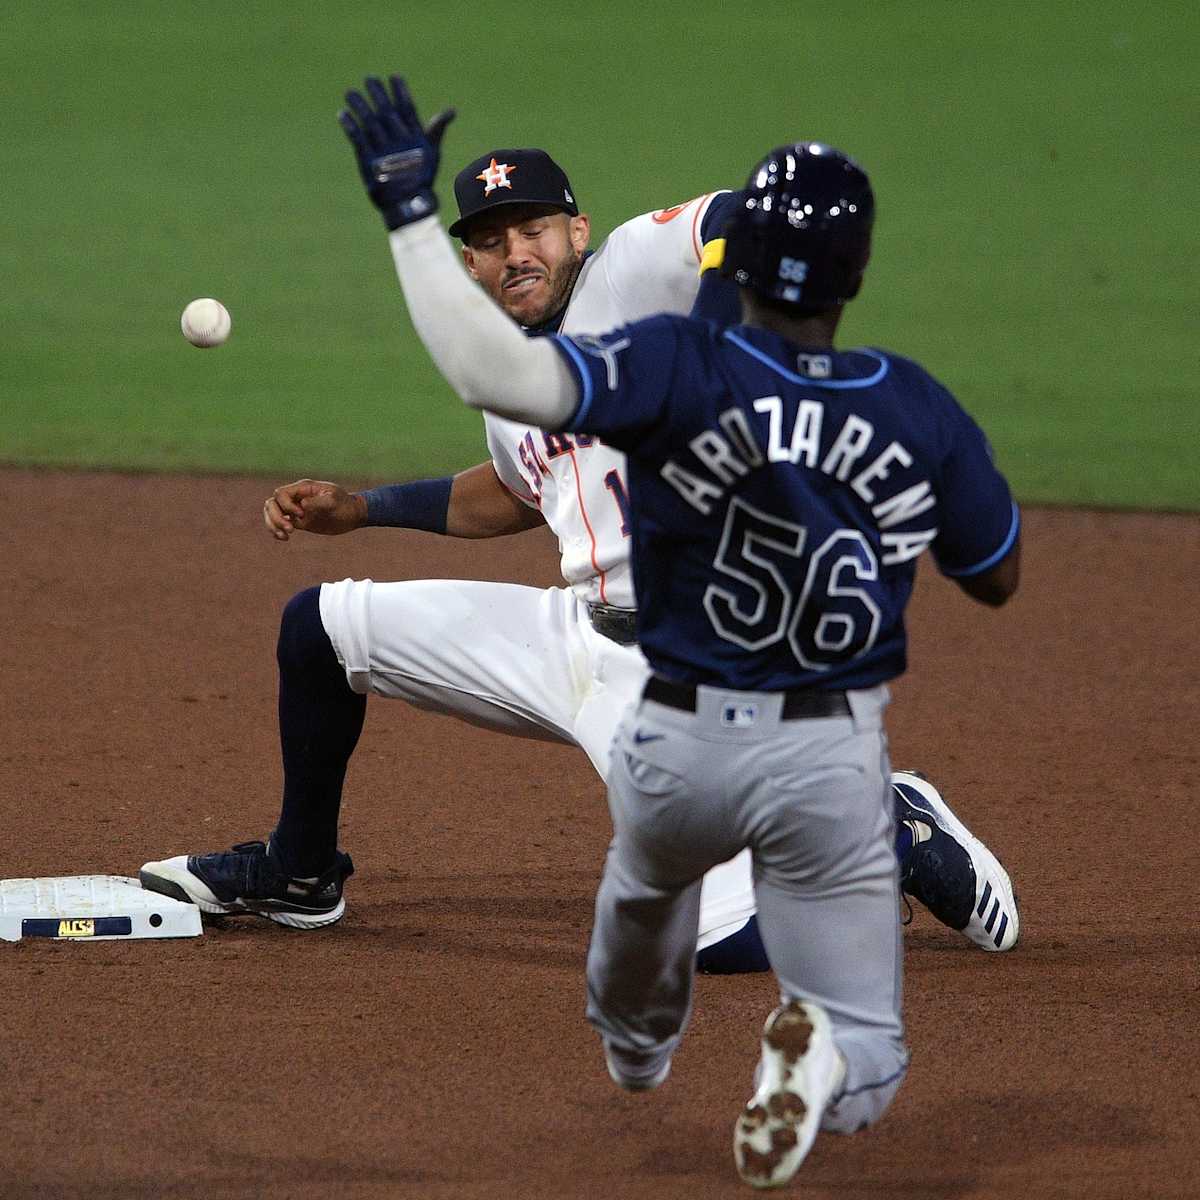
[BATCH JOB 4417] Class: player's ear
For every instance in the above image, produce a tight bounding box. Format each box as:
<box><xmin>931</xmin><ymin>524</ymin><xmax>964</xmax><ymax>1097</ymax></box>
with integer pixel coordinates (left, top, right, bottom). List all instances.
<box><xmin>568</xmin><ymin>213</ymin><xmax>590</xmax><ymax>254</ymax></box>
<box><xmin>461</xmin><ymin>244</ymin><xmax>480</xmax><ymax>280</ymax></box>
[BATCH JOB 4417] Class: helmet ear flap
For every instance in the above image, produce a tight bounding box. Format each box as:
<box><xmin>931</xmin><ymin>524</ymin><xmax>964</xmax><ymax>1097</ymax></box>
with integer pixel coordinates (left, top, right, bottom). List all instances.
<box><xmin>718</xmin><ymin>207</ymin><xmax>771</xmax><ymax>290</ymax></box>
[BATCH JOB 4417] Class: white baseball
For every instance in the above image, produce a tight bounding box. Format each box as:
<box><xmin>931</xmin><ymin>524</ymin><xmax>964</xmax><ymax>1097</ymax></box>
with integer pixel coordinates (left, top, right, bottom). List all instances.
<box><xmin>180</xmin><ymin>298</ymin><xmax>232</xmax><ymax>348</ymax></box>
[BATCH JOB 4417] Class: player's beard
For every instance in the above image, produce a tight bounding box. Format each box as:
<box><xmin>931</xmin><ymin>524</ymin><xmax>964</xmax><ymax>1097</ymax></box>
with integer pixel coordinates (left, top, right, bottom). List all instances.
<box><xmin>503</xmin><ymin>251</ymin><xmax>584</xmax><ymax>330</ymax></box>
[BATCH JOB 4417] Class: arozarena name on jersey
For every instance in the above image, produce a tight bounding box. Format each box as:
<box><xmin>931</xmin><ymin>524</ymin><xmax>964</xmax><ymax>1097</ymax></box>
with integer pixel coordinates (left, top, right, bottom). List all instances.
<box><xmin>661</xmin><ymin>398</ymin><xmax>935</xmax><ymax>566</ymax></box>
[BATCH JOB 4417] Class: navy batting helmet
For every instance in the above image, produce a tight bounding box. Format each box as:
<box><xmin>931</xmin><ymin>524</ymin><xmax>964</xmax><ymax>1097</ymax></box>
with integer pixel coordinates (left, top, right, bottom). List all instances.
<box><xmin>721</xmin><ymin>143</ymin><xmax>874</xmax><ymax>311</ymax></box>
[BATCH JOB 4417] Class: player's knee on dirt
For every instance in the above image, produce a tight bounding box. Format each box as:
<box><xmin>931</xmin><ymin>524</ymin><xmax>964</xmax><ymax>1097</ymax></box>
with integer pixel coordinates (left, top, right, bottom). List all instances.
<box><xmin>821</xmin><ymin>1033</ymin><xmax>908</xmax><ymax>1134</ymax></box>
<box><xmin>696</xmin><ymin>914</ymin><xmax>771</xmax><ymax>974</ymax></box>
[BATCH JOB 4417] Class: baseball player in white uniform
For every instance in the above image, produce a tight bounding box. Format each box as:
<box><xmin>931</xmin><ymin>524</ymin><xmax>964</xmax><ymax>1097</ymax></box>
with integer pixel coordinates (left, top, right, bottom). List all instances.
<box><xmin>141</xmin><ymin>132</ymin><xmax>1019</xmax><ymax>967</ymax></box>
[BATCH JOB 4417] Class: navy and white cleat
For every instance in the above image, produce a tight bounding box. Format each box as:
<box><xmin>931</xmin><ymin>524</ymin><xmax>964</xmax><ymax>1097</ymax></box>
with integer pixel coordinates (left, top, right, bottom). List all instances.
<box><xmin>138</xmin><ymin>840</ymin><xmax>353</xmax><ymax>930</ymax></box>
<box><xmin>892</xmin><ymin>770</ymin><xmax>1019</xmax><ymax>952</ymax></box>
<box><xmin>734</xmin><ymin>1000</ymin><xmax>844</xmax><ymax>1189</ymax></box>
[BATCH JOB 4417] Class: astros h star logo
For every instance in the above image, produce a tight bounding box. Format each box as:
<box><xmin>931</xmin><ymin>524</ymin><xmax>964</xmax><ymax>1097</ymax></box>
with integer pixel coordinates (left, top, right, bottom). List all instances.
<box><xmin>477</xmin><ymin>158</ymin><xmax>517</xmax><ymax>195</ymax></box>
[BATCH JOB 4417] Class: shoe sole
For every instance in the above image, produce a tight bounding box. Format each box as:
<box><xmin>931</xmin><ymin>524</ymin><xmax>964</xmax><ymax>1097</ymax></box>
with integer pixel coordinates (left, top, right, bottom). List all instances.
<box><xmin>138</xmin><ymin>863</ymin><xmax>345</xmax><ymax>930</ymax></box>
<box><xmin>734</xmin><ymin>1001</ymin><xmax>839</xmax><ymax>1189</ymax></box>
<box><xmin>893</xmin><ymin>771</ymin><xmax>1019</xmax><ymax>951</ymax></box>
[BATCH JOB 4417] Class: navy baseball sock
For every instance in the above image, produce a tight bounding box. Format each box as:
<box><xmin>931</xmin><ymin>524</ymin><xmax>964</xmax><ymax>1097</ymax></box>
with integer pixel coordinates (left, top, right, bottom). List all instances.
<box><xmin>696</xmin><ymin>914</ymin><xmax>772</xmax><ymax>974</ymax></box>
<box><xmin>271</xmin><ymin>586</ymin><xmax>366</xmax><ymax>878</ymax></box>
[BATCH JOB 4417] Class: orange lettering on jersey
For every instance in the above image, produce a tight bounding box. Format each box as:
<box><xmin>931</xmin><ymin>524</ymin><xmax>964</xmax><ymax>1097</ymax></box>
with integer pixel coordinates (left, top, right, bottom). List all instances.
<box><xmin>652</xmin><ymin>200</ymin><xmax>693</xmax><ymax>224</ymax></box>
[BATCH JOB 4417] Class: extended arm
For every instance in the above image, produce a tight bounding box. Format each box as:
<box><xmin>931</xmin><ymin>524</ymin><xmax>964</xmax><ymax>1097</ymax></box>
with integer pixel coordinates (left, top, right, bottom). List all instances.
<box><xmin>387</xmin><ymin>217</ymin><xmax>579</xmax><ymax>428</ymax></box>
<box><xmin>444</xmin><ymin>461</ymin><xmax>546</xmax><ymax>537</ymax></box>
<box><xmin>337</xmin><ymin>74</ymin><xmax>579</xmax><ymax>429</ymax></box>
<box><xmin>263</xmin><ymin>461</ymin><xmax>544</xmax><ymax>541</ymax></box>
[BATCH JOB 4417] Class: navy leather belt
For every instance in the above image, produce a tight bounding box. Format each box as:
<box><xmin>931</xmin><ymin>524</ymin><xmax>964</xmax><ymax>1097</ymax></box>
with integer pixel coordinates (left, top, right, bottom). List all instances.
<box><xmin>644</xmin><ymin>675</ymin><xmax>850</xmax><ymax>719</ymax></box>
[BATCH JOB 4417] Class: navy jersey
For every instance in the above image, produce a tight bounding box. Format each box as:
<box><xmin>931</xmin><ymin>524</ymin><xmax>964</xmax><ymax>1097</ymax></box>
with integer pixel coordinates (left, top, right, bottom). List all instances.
<box><xmin>549</xmin><ymin>318</ymin><xmax>1018</xmax><ymax>690</ymax></box>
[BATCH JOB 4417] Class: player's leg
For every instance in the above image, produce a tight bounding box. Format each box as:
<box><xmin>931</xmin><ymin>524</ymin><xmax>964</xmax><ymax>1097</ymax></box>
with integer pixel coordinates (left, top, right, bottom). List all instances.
<box><xmin>572</xmin><ymin>629</ymin><xmax>768</xmax><ymax>972</ymax></box>
<box><xmin>748</xmin><ymin>800</ymin><xmax>907</xmax><ymax>1131</ymax></box>
<box><xmin>584</xmin><ymin>708</ymin><xmax>746</xmax><ymax>1090</ymax></box>
<box><xmin>739</xmin><ymin>691</ymin><xmax>907</xmax><ymax>1166</ymax></box>
<box><xmin>577</xmin><ymin>633</ymin><xmax>1017</xmax><ymax>966</ymax></box>
<box><xmin>318</xmin><ymin>576</ymin><xmax>587</xmax><ymax>738</ymax></box>
<box><xmin>585</xmin><ymin>849</ymin><xmax>704</xmax><ymax>1091</ymax></box>
<box><xmin>138</xmin><ymin>585</ymin><xmax>361</xmax><ymax>926</ymax></box>
<box><xmin>140</xmin><ymin>578</ymin><xmax>586</xmax><ymax>924</ymax></box>
<box><xmin>683</xmin><ymin>761</ymin><xmax>1022</xmax><ymax>967</ymax></box>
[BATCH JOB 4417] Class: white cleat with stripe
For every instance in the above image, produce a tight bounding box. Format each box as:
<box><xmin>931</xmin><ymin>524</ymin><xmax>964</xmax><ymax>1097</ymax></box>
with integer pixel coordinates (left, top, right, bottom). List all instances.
<box><xmin>892</xmin><ymin>770</ymin><xmax>1019</xmax><ymax>952</ymax></box>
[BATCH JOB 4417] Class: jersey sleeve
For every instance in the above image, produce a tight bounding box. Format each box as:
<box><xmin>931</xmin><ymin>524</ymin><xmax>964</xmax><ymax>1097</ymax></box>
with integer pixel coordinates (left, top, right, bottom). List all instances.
<box><xmin>689</xmin><ymin>190</ymin><xmax>747</xmax><ymax>327</ymax></box>
<box><xmin>689</xmin><ymin>262</ymin><xmax>741</xmax><ymax>326</ymax></box>
<box><xmin>548</xmin><ymin>317</ymin><xmax>681</xmax><ymax>452</ymax></box>
<box><xmin>595</xmin><ymin>193</ymin><xmax>728</xmax><ymax>319</ymax></box>
<box><xmin>931</xmin><ymin>398</ymin><xmax>1020</xmax><ymax>577</ymax></box>
<box><xmin>698</xmin><ymin>189</ymin><xmax>741</xmax><ymax>245</ymax></box>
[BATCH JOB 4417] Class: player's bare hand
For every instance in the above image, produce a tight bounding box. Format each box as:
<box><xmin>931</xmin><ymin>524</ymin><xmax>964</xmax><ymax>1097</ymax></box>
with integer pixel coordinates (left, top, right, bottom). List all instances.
<box><xmin>263</xmin><ymin>479</ymin><xmax>367</xmax><ymax>540</ymax></box>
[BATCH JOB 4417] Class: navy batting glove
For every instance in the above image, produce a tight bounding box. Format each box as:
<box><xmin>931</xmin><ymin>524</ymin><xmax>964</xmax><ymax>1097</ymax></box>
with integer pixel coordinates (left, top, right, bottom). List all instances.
<box><xmin>338</xmin><ymin>74</ymin><xmax>456</xmax><ymax>231</ymax></box>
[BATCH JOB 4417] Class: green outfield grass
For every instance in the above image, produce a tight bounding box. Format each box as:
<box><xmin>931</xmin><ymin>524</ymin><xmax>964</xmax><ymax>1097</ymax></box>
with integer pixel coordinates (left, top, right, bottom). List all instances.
<box><xmin>2</xmin><ymin>1</ymin><xmax>1197</xmax><ymax>507</ymax></box>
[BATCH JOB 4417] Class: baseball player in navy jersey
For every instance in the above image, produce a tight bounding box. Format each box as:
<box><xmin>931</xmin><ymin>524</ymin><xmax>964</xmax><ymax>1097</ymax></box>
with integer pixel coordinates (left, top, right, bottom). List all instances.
<box><xmin>139</xmin><ymin>77</ymin><xmax>1019</xmax><ymax>976</ymax></box>
<box><xmin>324</xmin><ymin>78</ymin><xmax>1021</xmax><ymax>1188</ymax></box>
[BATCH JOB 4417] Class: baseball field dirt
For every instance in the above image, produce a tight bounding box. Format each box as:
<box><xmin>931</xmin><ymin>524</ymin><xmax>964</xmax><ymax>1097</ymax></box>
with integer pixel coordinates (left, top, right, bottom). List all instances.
<box><xmin>3</xmin><ymin>468</ymin><xmax>1197</xmax><ymax>1200</ymax></box>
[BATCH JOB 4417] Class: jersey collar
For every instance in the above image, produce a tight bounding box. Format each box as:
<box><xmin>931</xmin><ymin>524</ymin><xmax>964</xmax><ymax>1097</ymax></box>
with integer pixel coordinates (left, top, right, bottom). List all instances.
<box><xmin>723</xmin><ymin>326</ymin><xmax>889</xmax><ymax>388</ymax></box>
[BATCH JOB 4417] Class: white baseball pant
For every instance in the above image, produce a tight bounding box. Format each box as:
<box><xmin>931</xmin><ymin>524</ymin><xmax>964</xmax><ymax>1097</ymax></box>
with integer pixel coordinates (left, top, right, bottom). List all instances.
<box><xmin>318</xmin><ymin>577</ymin><xmax>757</xmax><ymax>947</ymax></box>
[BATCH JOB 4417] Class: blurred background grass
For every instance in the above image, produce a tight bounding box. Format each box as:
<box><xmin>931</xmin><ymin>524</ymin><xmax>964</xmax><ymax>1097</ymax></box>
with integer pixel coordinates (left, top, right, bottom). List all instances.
<box><xmin>2</xmin><ymin>0</ymin><xmax>1196</xmax><ymax>506</ymax></box>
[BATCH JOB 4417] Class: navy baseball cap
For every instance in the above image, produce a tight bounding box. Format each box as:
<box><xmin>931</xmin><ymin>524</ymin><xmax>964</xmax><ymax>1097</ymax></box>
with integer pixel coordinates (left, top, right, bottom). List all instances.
<box><xmin>448</xmin><ymin>148</ymin><xmax>579</xmax><ymax>239</ymax></box>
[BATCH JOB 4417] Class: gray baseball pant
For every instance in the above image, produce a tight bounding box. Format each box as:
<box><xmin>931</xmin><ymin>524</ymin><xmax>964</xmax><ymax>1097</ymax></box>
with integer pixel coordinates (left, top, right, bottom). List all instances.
<box><xmin>586</xmin><ymin>682</ymin><xmax>907</xmax><ymax>1132</ymax></box>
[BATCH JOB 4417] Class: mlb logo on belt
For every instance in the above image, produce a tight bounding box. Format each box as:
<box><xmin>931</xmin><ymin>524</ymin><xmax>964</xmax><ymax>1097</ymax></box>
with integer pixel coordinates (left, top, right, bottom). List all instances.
<box><xmin>722</xmin><ymin>703</ymin><xmax>758</xmax><ymax>728</ymax></box>
<box><xmin>476</xmin><ymin>157</ymin><xmax>517</xmax><ymax>195</ymax></box>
